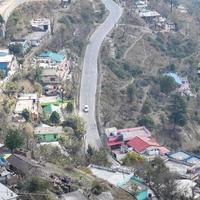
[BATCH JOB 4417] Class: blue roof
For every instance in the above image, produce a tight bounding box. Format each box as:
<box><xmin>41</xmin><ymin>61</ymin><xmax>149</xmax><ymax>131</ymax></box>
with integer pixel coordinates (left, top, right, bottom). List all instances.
<box><xmin>0</xmin><ymin>62</ymin><xmax>8</xmax><ymax>69</ymax></box>
<box><xmin>164</xmin><ymin>72</ymin><xmax>182</xmax><ymax>85</ymax></box>
<box><xmin>39</xmin><ymin>51</ymin><xmax>65</xmax><ymax>62</ymax></box>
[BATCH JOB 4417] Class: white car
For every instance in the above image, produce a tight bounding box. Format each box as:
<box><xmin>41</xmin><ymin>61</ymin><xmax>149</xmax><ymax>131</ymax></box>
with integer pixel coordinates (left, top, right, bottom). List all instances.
<box><xmin>83</xmin><ymin>105</ymin><xmax>89</xmax><ymax>112</ymax></box>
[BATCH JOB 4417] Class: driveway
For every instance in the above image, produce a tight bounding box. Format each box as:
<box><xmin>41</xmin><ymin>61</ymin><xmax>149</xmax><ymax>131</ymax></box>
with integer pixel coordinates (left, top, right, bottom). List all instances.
<box><xmin>79</xmin><ymin>0</ymin><xmax>123</xmax><ymax>149</ymax></box>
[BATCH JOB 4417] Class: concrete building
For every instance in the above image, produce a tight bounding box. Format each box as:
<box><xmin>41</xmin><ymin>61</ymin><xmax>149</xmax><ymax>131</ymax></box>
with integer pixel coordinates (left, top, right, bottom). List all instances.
<box><xmin>0</xmin><ymin>49</ymin><xmax>18</xmax><ymax>78</ymax></box>
<box><xmin>30</xmin><ymin>18</ymin><xmax>51</xmax><ymax>32</ymax></box>
<box><xmin>13</xmin><ymin>93</ymin><xmax>38</xmax><ymax>121</ymax></box>
<box><xmin>35</xmin><ymin>124</ymin><xmax>63</xmax><ymax>143</ymax></box>
<box><xmin>41</xmin><ymin>68</ymin><xmax>61</xmax><ymax>85</ymax></box>
<box><xmin>0</xmin><ymin>182</ymin><xmax>18</xmax><ymax>200</ymax></box>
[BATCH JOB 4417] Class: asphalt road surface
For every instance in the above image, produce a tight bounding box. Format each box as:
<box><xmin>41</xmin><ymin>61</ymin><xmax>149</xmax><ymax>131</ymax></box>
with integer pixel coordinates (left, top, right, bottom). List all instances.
<box><xmin>79</xmin><ymin>0</ymin><xmax>123</xmax><ymax>149</ymax></box>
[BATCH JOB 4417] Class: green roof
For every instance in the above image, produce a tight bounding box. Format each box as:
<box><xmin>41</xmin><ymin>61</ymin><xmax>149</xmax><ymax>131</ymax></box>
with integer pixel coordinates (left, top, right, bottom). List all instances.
<box><xmin>43</xmin><ymin>104</ymin><xmax>61</xmax><ymax>115</ymax></box>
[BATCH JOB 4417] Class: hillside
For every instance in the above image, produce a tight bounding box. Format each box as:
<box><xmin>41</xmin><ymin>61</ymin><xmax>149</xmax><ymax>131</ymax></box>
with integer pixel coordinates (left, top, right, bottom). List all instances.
<box><xmin>100</xmin><ymin>0</ymin><xmax>200</xmax><ymax>151</ymax></box>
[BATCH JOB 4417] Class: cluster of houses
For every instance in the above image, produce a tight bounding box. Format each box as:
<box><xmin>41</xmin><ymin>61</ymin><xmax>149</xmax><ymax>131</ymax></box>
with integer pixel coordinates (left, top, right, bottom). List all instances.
<box><xmin>134</xmin><ymin>0</ymin><xmax>175</xmax><ymax>32</ymax></box>
<box><xmin>106</xmin><ymin>126</ymin><xmax>169</xmax><ymax>162</ymax></box>
<box><xmin>9</xmin><ymin>17</ymin><xmax>51</xmax><ymax>57</ymax></box>
<box><xmin>104</xmin><ymin>126</ymin><xmax>200</xmax><ymax>199</ymax></box>
<box><xmin>12</xmin><ymin>93</ymin><xmax>68</xmax><ymax>143</ymax></box>
<box><xmin>0</xmin><ymin>145</ymin><xmax>74</xmax><ymax>200</ymax></box>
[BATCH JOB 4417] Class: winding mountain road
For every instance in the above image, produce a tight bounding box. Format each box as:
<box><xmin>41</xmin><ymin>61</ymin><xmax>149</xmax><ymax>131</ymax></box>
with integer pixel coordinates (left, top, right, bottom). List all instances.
<box><xmin>79</xmin><ymin>0</ymin><xmax>123</xmax><ymax>149</ymax></box>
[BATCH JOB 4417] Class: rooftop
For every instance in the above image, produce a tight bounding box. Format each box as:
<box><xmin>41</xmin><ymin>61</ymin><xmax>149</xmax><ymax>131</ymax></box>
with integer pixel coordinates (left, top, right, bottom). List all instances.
<box><xmin>0</xmin><ymin>49</ymin><xmax>13</xmax><ymax>63</ymax></box>
<box><xmin>106</xmin><ymin>126</ymin><xmax>151</xmax><ymax>140</ymax></box>
<box><xmin>35</xmin><ymin>124</ymin><xmax>63</xmax><ymax>135</ymax></box>
<box><xmin>127</xmin><ymin>136</ymin><xmax>169</xmax><ymax>155</ymax></box>
<box><xmin>127</xmin><ymin>136</ymin><xmax>158</xmax><ymax>152</ymax></box>
<box><xmin>139</xmin><ymin>10</ymin><xmax>160</xmax><ymax>18</ymax></box>
<box><xmin>31</xmin><ymin>18</ymin><xmax>50</xmax><ymax>26</ymax></box>
<box><xmin>43</xmin><ymin>104</ymin><xmax>62</xmax><ymax>115</ymax></box>
<box><xmin>164</xmin><ymin>72</ymin><xmax>183</xmax><ymax>85</ymax></box>
<box><xmin>39</xmin><ymin>51</ymin><xmax>65</xmax><ymax>62</ymax></box>
<box><xmin>42</xmin><ymin>68</ymin><xmax>58</xmax><ymax>76</ymax></box>
<box><xmin>0</xmin><ymin>183</ymin><xmax>18</xmax><ymax>200</ymax></box>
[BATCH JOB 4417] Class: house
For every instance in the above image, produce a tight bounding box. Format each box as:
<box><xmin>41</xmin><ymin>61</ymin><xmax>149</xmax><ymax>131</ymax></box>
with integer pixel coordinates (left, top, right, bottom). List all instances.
<box><xmin>127</xmin><ymin>136</ymin><xmax>169</xmax><ymax>156</ymax></box>
<box><xmin>24</xmin><ymin>31</ymin><xmax>47</xmax><ymax>46</ymax></box>
<box><xmin>177</xmin><ymin>5</ymin><xmax>188</xmax><ymax>14</ymax></box>
<box><xmin>61</xmin><ymin>0</ymin><xmax>72</xmax><ymax>8</ymax></box>
<box><xmin>13</xmin><ymin>93</ymin><xmax>38</xmax><ymax>121</ymax></box>
<box><xmin>7</xmin><ymin>154</ymin><xmax>41</xmax><ymax>176</ymax></box>
<box><xmin>0</xmin><ymin>49</ymin><xmax>18</xmax><ymax>78</ymax></box>
<box><xmin>89</xmin><ymin>165</ymin><xmax>149</xmax><ymax>200</ymax></box>
<box><xmin>30</xmin><ymin>18</ymin><xmax>51</xmax><ymax>32</ymax></box>
<box><xmin>138</xmin><ymin>10</ymin><xmax>160</xmax><ymax>22</ymax></box>
<box><xmin>44</xmin><ymin>85</ymin><xmax>58</xmax><ymax>96</ymax></box>
<box><xmin>120</xmin><ymin>176</ymin><xmax>148</xmax><ymax>200</ymax></box>
<box><xmin>37</xmin><ymin>50</ymin><xmax>70</xmax><ymax>81</ymax></box>
<box><xmin>36</xmin><ymin>51</ymin><xmax>70</xmax><ymax>76</ymax></box>
<box><xmin>41</xmin><ymin>68</ymin><xmax>61</xmax><ymax>85</ymax></box>
<box><xmin>38</xmin><ymin>50</ymin><xmax>65</xmax><ymax>64</ymax></box>
<box><xmin>106</xmin><ymin>126</ymin><xmax>151</xmax><ymax>150</ymax></box>
<box><xmin>0</xmin><ymin>182</ymin><xmax>18</xmax><ymax>200</ymax></box>
<box><xmin>135</xmin><ymin>0</ymin><xmax>148</xmax><ymax>11</ymax></box>
<box><xmin>35</xmin><ymin>124</ymin><xmax>63</xmax><ymax>143</ymax></box>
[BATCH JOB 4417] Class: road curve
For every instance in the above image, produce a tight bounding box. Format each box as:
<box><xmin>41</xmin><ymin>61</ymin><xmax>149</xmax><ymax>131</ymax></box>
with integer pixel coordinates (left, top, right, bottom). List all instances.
<box><xmin>79</xmin><ymin>0</ymin><xmax>123</xmax><ymax>149</ymax></box>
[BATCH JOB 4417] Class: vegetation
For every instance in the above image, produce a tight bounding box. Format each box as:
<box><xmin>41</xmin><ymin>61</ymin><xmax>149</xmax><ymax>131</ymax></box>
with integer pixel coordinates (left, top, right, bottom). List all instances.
<box><xmin>137</xmin><ymin>115</ymin><xmax>155</xmax><ymax>130</ymax></box>
<box><xmin>87</xmin><ymin>146</ymin><xmax>110</xmax><ymax>166</ymax></box>
<box><xmin>122</xmin><ymin>152</ymin><xmax>145</xmax><ymax>166</ymax></box>
<box><xmin>27</xmin><ymin>177</ymin><xmax>48</xmax><ymax>192</ymax></box>
<box><xmin>0</xmin><ymin>14</ymin><xmax>4</xmax><ymax>24</ymax></box>
<box><xmin>5</xmin><ymin>129</ymin><xmax>24</xmax><ymax>152</ymax></box>
<box><xmin>50</xmin><ymin>111</ymin><xmax>60</xmax><ymax>125</ymax></box>
<box><xmin>169</xmin><ymin>95</ymin><xmax>187</xmax><ymax>129</ymax></box>
<box><xmin>22</xmin><ymin>109</ymin><xmax>30</xmax><ymax>122</ymax></box>
<box><xmin>159</xmin><ymin>76</ymin><xmax>177</xmax><ymax>94</ymax></box>
<box><xmin>4</xmin><ymin>81</ymin><xmax>18</xmax><ymax>96</ymax></box>
<box><xmin>136</xmin><ymin>158</ymin><xmax>180</xmax><ymax>200</ymax></box>
<box><xmin>63</xmin><ymin>115</ymin><xmax>85</xmax><ymax>139</ymax></box>
<box><xmin>66</xmin><ymin>102</ymin><xmax>74</xmax><ymax>113</ymax></box>
<box><xmin>9</xmin><ymin>43</ymin><xmax>23</xmax><ymax>55</ymax></box>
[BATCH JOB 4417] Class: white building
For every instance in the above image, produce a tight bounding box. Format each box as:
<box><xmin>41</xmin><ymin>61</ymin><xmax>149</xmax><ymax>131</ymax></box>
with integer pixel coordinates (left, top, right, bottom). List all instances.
<box><xmin>0</xmin><ymin>183</ymin><xmax>18</xmax><ymax>200</ymax></box>
<box><xmin>30</xmin><ymin>18</ymin><xmax>51</xmax><ymax>32</ymax></box>
<box><xmin>0</xmin><ymin>49</ymin><xmax>18</xmax><ymax>78</ymax></box>
<box><xmin>13</xmin><ymin>93</ymin><xmax>39</xmax><ymax>121</ymax></box>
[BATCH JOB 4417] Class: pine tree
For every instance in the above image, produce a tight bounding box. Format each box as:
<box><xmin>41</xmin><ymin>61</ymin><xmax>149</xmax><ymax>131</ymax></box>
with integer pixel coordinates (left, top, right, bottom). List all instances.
<box><xmin>169</xmin><ymin>95</ymin><xmax>187</xmax><ymax>129</ymax></box>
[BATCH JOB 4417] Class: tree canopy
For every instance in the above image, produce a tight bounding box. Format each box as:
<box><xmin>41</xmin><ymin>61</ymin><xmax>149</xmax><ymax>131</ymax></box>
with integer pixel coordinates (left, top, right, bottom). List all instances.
<box><xmin>50</xmin><ymin>111</ymin><xmax>60</xmax><ymax>124</ymax></box>
<box><xmin>137</xmin><ymin>115</ymin><xmax>155</xmax><ymax>130</ymax></box>
<box><xmin>22</xmin><ymin>109</ymin><xmax>30</xmax><ymax>122</ymax></box>
<box><xmin>169</xmin><ymin>95</ymin><xmax>187</xmax><ymax>129</ymax></box>
<box><xmin>159</xmin><ymin>76</ymin><xmax>177</xmax><ymax>94</ymax></box>
<box><xmin>5</xmin><ymin>129</ymin><xmax>24</xmax><ymax>152</ymax></box>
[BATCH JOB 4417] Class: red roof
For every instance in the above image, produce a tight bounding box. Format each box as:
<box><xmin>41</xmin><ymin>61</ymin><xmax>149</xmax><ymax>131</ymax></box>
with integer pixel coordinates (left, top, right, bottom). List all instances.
<box><xmin>127</xmin><ymin>136</ymin><xmax>160</xmax><ymax>152</ymax></box>
<box><xmin>107</xmin><ymin>136</ymin><xmax>123</xmax><ymax>147</ymax></box>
